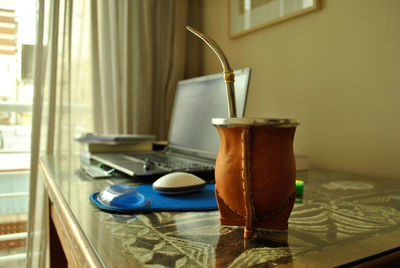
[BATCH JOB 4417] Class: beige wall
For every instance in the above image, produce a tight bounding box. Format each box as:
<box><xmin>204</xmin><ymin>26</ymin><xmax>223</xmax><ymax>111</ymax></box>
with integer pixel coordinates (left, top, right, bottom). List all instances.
<box><xmin>201</xmin><ymin>0</ymin><xmax>400</xmax><ymax>179</ymax></box>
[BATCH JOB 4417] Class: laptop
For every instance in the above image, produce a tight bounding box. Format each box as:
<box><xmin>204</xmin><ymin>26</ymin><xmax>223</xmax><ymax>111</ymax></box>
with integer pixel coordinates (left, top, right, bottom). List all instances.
<box><xmin>91</xmin><ymin>68</ymin><xmax>251</xmax><ymax>179</ymax></box>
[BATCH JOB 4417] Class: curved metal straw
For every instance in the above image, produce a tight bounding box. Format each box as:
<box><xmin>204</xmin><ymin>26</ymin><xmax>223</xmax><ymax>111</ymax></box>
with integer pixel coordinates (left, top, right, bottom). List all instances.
<box><xmin>186</xmin><ymin>26</ymin><xmax>237</xmax><ymax>118</ymax></box>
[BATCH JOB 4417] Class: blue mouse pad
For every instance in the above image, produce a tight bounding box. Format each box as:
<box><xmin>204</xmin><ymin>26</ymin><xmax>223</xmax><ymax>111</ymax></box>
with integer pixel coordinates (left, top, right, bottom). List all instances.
<box><xmin>90</xmin><ymin>184</ymin><xmax>218</xmax><ymax>213</ymax></box>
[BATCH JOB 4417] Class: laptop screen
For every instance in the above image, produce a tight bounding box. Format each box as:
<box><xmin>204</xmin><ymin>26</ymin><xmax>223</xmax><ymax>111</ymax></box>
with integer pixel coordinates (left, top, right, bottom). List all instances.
<box><xmin>168</xmin><ymin>68</ymin><xmax>251</xmax><ymax>159</ymax></box>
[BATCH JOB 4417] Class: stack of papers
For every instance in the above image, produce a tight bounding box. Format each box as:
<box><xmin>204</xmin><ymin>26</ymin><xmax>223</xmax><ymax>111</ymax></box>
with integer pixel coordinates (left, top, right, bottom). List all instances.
<box><xmin>76</xmin><ymin>133</ymin><xmax>155</xmax><ymax>144</ymax></box>
<box><xmin>77</xmin><ymin>133</ymin><xmax>156</xmax><ymax>160</ymax></box>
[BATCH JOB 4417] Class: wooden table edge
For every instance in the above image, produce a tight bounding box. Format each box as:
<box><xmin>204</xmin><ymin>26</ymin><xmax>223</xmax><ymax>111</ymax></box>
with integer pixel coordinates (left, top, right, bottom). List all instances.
<box><xmin>39</xmin><ymin>158</ymin><xmax>104</xmax><ymax>268</ymax></box>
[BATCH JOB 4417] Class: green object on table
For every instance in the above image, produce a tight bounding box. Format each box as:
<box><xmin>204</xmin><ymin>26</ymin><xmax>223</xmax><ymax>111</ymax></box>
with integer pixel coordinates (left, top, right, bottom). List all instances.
<box><xmin>296</xmin><ymin>179</ymin><xmax>304</xmax><ymax>197</ymax></box>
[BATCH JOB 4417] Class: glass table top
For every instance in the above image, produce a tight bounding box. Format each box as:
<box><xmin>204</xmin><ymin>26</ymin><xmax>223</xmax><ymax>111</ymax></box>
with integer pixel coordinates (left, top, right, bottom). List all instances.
<box><xmin>40</xmin><ymin>155</ymin><xmax>400</xmax><ymax>267</ymax></box>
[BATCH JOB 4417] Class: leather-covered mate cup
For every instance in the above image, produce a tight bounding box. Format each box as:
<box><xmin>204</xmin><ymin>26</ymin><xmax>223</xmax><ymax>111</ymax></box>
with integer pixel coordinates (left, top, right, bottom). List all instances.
<box><xmin>212</xmin><ymin>118</ymin><xmax>299</xmax><ymax>239</ymax></box>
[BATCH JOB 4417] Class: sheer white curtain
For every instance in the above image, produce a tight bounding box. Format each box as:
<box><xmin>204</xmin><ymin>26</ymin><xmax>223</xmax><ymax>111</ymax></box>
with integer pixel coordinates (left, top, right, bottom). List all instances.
<box><xmin>26</xmin><ymin>0</ymin><xmax>94</xmax><ymax>267</ymax></box>
<box><xmin>26</xmin><ymin>0</ymin><xmax>200</xmax><ymax>266</ymax></box>
<box><xmin>91</xmin><ymin>0</ymin><xmax>200</xmax><ymax>139</ymax></box>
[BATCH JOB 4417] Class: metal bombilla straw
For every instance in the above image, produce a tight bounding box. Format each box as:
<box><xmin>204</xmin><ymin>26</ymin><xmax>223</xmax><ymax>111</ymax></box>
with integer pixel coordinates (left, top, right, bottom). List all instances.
<box><xmin>186</xmin><ymin>26</ymin><xmax>257</xmax><ymax>238</ymax></box>
<box><xmin>186</xmin><ymin>26</ymin><xmax>237</xmax><ymax>118</ymax></box>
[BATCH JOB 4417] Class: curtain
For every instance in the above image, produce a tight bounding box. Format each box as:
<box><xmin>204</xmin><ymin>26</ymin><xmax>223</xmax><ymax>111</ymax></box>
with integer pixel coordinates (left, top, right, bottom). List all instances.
<box><xmin>26</xmin><ymin>0</ymin><xmax>94</xmax><ymax>266</ymax></box>
<box><xmin>26</xmin><ymin>0</ymin><xmax>200</xmax><ymax>267</ymax></box>
<box><xmin>92</xmin><ymin>0</ymin><xmax>201</xmax><ymax>139</ymax></box>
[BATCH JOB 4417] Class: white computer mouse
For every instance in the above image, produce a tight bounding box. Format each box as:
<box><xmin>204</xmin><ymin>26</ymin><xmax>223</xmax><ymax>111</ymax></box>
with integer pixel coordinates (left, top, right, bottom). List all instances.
<box><xmin>152</xmin><ymin>172</ymin><xmax>206</xmax><ymax>195</ymax></box>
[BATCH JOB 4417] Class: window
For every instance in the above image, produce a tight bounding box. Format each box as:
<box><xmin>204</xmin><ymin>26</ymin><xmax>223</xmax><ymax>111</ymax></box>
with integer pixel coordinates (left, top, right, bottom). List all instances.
<box><xmin>0</xmin><ymin>0</ymin><xmax>36</xmax><ymax>266</ymax></box>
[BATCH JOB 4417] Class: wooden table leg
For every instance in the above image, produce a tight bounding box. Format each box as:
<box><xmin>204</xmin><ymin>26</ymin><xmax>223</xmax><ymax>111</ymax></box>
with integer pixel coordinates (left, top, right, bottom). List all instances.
<box><xmin>49</xmin><ymin>200</ymin><xmax>68</xmax><ymax>268</ymax></box>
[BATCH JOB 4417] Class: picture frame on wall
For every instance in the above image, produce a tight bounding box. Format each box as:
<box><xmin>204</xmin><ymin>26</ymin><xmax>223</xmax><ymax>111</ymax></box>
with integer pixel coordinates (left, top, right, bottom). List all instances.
<box><xmin>229</xmin><ymin>0</ymin><xmax>320</xmax><ymax>38</ymax></box>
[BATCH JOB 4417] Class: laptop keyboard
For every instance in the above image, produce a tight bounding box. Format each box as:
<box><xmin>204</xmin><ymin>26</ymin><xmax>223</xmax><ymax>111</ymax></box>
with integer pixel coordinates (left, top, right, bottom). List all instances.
<box><xmin>126</xmin><ymin>153</ymin><xmax>214</xmax><ymax>171</ymax></box>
